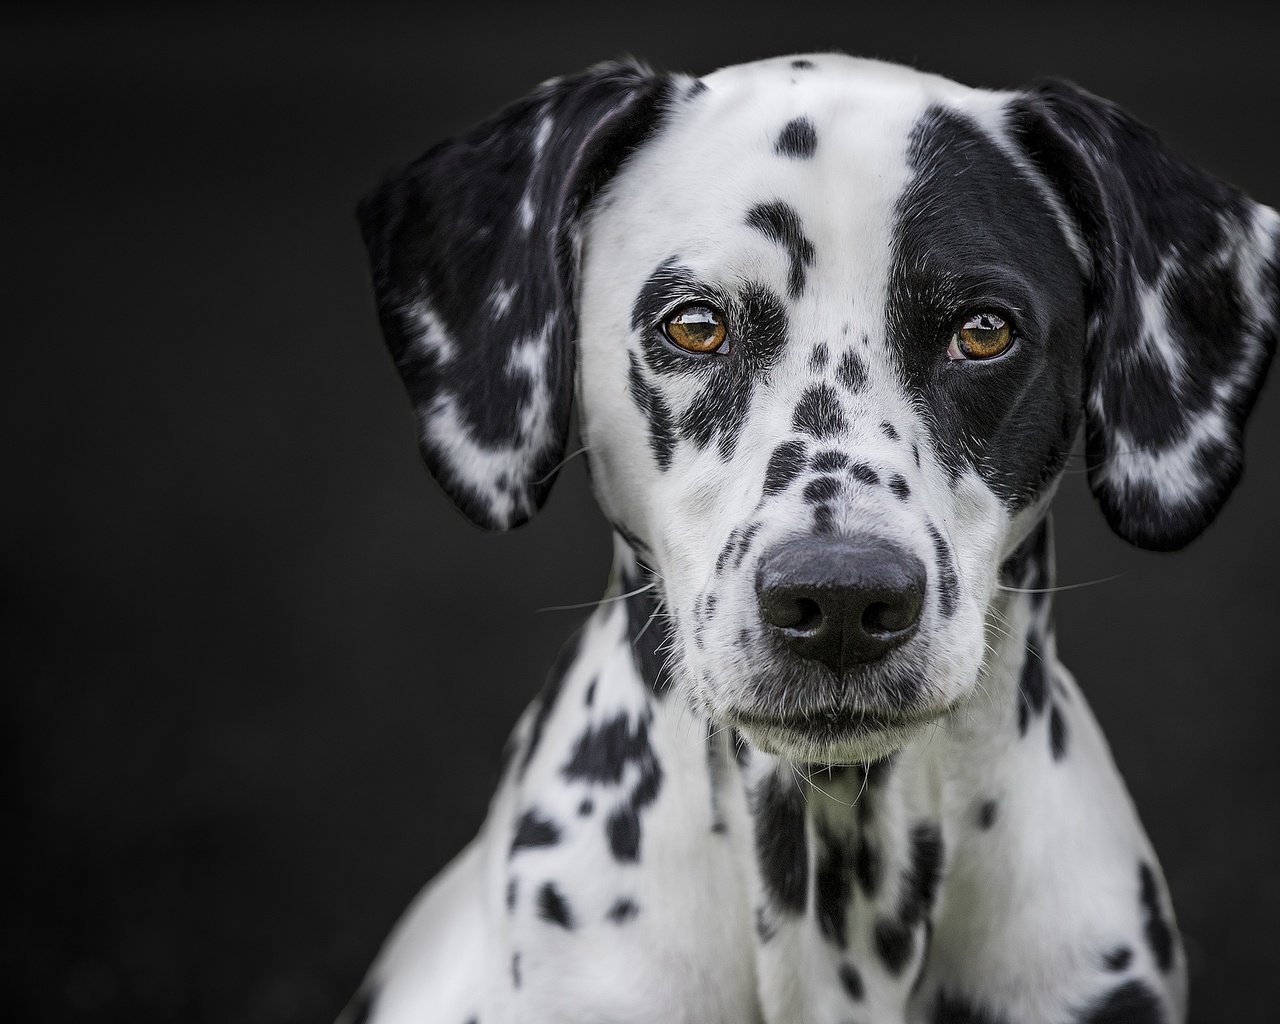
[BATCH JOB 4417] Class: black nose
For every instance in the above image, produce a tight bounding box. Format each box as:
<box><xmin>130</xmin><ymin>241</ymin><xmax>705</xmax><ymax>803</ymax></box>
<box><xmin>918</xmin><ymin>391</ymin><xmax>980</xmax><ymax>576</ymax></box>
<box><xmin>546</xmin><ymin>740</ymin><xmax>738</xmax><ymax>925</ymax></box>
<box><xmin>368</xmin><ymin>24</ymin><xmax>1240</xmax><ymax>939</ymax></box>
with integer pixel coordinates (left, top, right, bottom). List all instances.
<box><xmin>756</xmin><ymin>535</ymin><xmax>926</xmax><ymax>672</ymax></box>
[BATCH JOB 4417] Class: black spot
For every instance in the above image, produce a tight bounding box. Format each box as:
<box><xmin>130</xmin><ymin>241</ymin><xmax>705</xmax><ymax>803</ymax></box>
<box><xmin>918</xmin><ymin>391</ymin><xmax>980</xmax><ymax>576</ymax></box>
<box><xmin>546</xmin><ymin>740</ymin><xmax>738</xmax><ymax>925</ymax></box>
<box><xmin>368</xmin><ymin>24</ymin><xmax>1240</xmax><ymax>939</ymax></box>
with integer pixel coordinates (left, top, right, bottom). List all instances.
<box><xmin>1017</xmin><ymin>635</ymin><xmax>1047</xmax><ymax>735</ymax></box>
<box><xmin>932</xmin><ymin>991</ymin><xmax>1010</xmax><ymax>1024</ymax></box>
<box><xmin>578</xmin><ymin>798</ymin><xmax>593</xmax><ymax>816</ymax></box>
<box><xmin>793</xmin><ymin>383</ymin><xmax>846</xmax><ymax>438</ymax></box>
<box><xmin>880</xmin><ymin>420</ymin><xmax>900</xmax><ymax>441</ymax></box>
<box><xmin>685</xmin><ymin>79</ymin><xmax>708</xmax><ymax>98</ymax></box>
<box><xmin>804</xmin><ymin>475</ymin><xmax>843</xmax><ymax>505</ymax></box>
<box><xmin>836</xmin><ymin>350</ymin><xmax>867</xmax><ymax>392</ymax></box>
<box><xmin>624</xmin><ymin>566</ymin><xmax>672</xmax><ymax>695</ymax></box>
<box><xmin>736</xmin><ymin>628</ymin><xmax>752</xmax><ymax>648</ymax></box>
<box><xmin>755</xmin><ymin>905</ymin><xmax>776</xmax><ymax>942</ymax></box>
<box><xmin>775</xmin><ymin>116</ymin><xmax>818</xmax><ymax>159</ymax></box>
<box><xmin>1103</xmin><ymin>945</ymin><xmax>1132</xmax><ymax>971</ymax></box>
<box><xmin>1077</xmin><ymin>981</ymin><xmax>1164</xmax><ymax>1024</ymax></box>
<box><xmin>927</xmin><ymin>522</ymin><xmax>959</xmax><ymax>617</ymax></box>
<box><xmin>854</xmin><ymin>834</ymin><xmax>881</xmax><ymax>897</ymax></box>
<box><xmin>912</xmin><ymin>442</ymin><xmax>921</xmax><ymax>466</ymax></box>
<box><xmin>583</xmin><ymin>678</ymin><xmax>596</xmax><ymax>706</ymax></box>
<box><xmin>511</xmin><ymin>808</ymin><xmax>562</xmax><ymax>854</ymax></box>
<box><xmin>902</xmin><ymin>822</ymin><xmax>944</xmax><ymax>921</ymax></box>
<box><xmin>562</xmin><ymin>710</ymin><xmax>663</xmax><ymax>861</ymax></box>
<box><xmin>848</xmin><ymin>462</ymin><xmax>880</xmax><ymax>487</ymax></box>
<box><xmin>506</xmin><ymin>877</ymin><xmax>518</xmax><ymax>911</ymax></box>
<box><xmin>1049</xmin><ymin>703</ymin><xmax>1069</xmax><ymax>760</ymax></box>
<box><xmin>511</xmin><ymin>952</ymin><xmax>521</xmax><ymax>987</ymax></box>
<box><xmin>791</xmin><ymin>58</ymin><xmax>815</xmax><ymax>69</ymax></box>
<box><xmin>874</xmin><ymin>916</ymin><xmax>914</xmax><ymax>975</ymax></box>
<box><xmin>746</xmin><ymin>200</ymin><xmax>816</xmax><ymax>299</ymax></box>
<box><xmin>815</xmin><ymin>824</ymin><xmax>855</xmax><ymax>948</ymax></box>
<box><xmin>811</xmin><ymin>342</ymin><xmax>830</xmax><ymax>369</ymax></box>
<box><xmin>812</xmin><ymin>449</ymin><xmax>848</xmax><ymax>472</ymax></box>
<box><xmin>764</xmin><ymin>439</ymin><xmax>807</xmax><ymax>495</ymax></box>
<box><xmin>888</xmin><ymin>474</ymin><xmax>911</xmax><ymax>500</ymax></box>
<box><xmin>753</xmin><ymin>770</ymin><xmax>809</xmax><ymax>914</ymax></box>
<box><xmin>519</xmin><ymin>628</ymin><xmax>583</xmax><ymax>777</ymax></box>
<box><xmin>607</xmin><ymin>897</ymin><xmax>639</xmax><ymax>923</ymax></box>
<box><xmin>839</xmin><ymin>961</ymin><xmax>865</xmax><ymax>1001</ymax></box>
<box><xmin>977</xmin><ymin>799</ymin><xmax>998</xmax><ymax>830</ymax></box>
<box><xmin>536</xmin><ymin>881</ymin><xmax>575</xmax><ymax>929</ymax></box>
<box><xmin>627</xmin><ymin>351</ymin><xmax>676</xmax><ymax>470</ymax></box>
<box><xmin>1138</xmin><ymin>862</ymin><xmax>1175</xmax><ymax>973</ymax></box>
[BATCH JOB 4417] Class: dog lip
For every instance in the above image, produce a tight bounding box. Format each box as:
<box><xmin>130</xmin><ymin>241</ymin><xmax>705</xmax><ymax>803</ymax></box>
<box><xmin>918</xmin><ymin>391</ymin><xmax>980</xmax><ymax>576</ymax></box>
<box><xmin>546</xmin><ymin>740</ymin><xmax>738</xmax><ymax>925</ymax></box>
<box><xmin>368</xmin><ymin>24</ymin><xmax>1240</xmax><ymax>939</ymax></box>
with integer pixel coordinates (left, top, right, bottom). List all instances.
<box><xmin>729</xmin><ymin>705</ymin><xmax>937</xmax><ymax>738</ymax></box>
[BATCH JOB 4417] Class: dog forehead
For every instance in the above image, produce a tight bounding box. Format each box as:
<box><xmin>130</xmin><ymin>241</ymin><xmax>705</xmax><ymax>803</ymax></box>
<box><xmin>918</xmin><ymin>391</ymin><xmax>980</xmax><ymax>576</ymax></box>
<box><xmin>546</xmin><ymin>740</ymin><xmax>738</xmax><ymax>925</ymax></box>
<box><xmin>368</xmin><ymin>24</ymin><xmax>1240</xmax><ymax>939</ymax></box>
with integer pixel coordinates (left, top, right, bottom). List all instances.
<box><xmin>591</xmin><ymin>54</ymin><xmax>1011</xmax><ymax>293</ymax></box>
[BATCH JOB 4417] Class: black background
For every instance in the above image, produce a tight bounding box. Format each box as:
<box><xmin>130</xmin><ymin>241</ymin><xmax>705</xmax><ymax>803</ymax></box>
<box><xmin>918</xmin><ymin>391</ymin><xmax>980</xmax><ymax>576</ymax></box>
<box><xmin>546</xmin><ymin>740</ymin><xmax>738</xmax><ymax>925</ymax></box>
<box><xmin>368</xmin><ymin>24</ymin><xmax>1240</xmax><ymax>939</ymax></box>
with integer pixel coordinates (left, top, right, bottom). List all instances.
<box><xmin>7</xmin><ymin>4</ymin><xmax>1279</xmax><ymax>1022</ymax></box>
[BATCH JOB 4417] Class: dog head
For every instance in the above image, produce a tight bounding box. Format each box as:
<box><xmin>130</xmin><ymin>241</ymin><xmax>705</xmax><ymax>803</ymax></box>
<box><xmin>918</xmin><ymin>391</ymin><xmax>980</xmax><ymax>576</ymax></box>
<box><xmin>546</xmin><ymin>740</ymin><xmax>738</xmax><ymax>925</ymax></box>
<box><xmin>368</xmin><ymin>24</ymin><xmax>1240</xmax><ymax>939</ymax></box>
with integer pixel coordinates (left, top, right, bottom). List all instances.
<box><xmin>358</xmin><ymin>55</ymin><xmax>1277</xmax><ymax>763</ymax></box>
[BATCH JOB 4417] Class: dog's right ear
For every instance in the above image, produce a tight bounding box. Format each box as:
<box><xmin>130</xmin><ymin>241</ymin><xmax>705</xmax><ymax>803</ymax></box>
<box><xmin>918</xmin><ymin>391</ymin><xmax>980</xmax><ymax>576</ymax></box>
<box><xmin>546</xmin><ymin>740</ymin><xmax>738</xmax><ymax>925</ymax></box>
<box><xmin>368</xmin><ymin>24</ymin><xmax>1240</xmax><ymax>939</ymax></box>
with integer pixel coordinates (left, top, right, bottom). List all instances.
<box><xmin>358</xmin><ymin>62</ymin><xmax>673</xmax><ymax>530</ymax></box>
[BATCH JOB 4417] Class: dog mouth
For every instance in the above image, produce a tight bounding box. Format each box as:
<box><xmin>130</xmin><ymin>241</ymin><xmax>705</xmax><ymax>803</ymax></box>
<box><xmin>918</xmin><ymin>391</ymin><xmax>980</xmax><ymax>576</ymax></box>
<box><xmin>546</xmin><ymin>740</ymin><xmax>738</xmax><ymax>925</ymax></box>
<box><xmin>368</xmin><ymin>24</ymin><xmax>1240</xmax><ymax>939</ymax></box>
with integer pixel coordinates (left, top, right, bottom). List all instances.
<box><xmin>728</xmin><ymin>704</ymin><xmax>944</xmax><ymax>754</ymax></box>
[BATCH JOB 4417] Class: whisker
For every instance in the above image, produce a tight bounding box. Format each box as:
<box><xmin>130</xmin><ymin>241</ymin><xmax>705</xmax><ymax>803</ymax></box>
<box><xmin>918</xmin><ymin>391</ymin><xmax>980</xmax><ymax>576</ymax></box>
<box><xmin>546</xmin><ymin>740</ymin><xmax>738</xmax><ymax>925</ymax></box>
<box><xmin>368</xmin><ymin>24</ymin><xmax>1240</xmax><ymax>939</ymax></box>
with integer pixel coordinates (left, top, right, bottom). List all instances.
<box><xmin>538</xmin><ymin>581</ymin><xmax>654</xmax><ymax>613</ymax></box>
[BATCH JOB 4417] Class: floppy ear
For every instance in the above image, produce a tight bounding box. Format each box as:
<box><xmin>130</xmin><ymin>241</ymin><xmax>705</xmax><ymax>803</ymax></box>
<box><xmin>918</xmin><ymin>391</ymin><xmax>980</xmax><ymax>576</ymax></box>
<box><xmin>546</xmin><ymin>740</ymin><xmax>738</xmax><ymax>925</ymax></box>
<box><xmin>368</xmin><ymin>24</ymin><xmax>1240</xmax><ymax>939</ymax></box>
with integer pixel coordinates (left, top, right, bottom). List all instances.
<box><xmin>358</xmin><ymin>61</ymin><xmax>672</xmax><ymax>530</ymax></box>
<box><xmin>1008</xmin><ymin>80</ymin><xmax>1279</xmax><ymax>550</ymax></box>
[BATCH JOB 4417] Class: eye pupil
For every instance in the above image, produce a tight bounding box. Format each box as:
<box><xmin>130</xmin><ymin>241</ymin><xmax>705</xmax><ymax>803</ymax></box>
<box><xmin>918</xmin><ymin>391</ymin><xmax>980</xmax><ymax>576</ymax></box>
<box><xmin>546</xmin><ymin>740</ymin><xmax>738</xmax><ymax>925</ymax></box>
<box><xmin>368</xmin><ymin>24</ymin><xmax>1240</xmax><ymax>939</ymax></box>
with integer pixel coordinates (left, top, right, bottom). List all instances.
<box><xmin>663</xmin><ymin>304</ymin><xmax>729</xmax><ymax>354</ymax></box>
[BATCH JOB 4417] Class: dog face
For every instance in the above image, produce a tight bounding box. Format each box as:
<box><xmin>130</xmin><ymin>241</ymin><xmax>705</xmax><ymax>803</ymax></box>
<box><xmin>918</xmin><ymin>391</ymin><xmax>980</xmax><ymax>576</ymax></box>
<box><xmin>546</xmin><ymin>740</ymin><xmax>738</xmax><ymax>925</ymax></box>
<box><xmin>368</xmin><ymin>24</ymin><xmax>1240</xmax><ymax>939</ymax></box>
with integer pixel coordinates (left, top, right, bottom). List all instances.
<box><xmin>358</xmin><ymin>55</ymin><xmax>1278</xmax><ymax>763</ymax></box>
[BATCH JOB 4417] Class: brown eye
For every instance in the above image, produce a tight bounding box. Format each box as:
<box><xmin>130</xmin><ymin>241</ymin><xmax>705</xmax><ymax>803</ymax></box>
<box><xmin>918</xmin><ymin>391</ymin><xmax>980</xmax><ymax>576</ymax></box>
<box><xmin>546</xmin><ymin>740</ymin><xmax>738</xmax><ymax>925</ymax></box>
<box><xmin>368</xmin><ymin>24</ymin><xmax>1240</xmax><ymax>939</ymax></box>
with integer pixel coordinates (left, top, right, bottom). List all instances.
<box><xmin>663</xmin><ymin>304</ymin><xmax>729</xmax><ymax>354</ymax></box>
<box><xmin>951</xmin><ymin>311</ymin><xmax>1014</xmax><ymax>360</ymax></box>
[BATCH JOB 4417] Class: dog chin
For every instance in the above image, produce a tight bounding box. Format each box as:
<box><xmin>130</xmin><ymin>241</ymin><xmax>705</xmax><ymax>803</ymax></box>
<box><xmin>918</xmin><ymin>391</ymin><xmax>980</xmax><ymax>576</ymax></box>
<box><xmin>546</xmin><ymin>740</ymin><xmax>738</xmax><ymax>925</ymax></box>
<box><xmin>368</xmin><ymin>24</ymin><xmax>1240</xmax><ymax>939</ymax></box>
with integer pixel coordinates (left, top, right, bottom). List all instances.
<box><xmin>732</xmin><ymin>712</ymin><xmax>935</xmax><ymax>766</ymax></box>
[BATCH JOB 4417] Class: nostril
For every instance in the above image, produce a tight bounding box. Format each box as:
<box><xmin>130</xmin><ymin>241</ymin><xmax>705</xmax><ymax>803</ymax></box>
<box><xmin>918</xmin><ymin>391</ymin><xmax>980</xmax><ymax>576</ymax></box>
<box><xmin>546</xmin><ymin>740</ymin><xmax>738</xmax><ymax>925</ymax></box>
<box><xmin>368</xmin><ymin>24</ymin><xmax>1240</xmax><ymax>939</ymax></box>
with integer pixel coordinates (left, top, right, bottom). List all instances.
<box><xmin>762</xmin><ymin>594</ymin><xmax>824</xmax><ymax>633</ymax></box>
<box><xmin>863</xmin><ymin>601</ymin><xmax>906</xmax><ymax>635</ymax></box>
<box><xmin>791</xmin><ymin>598</ymin><xmax>823</xmax><ymax>634</ymax></box>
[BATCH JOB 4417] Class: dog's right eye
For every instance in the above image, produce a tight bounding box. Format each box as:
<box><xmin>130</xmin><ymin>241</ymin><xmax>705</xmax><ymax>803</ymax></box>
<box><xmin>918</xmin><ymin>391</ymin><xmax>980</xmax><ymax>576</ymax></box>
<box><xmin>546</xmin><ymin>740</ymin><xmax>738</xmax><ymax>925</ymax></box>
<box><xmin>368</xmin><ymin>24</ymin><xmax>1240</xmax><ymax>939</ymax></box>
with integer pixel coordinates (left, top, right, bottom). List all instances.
<box><xmin>663</xmin><ymin>304</ymin><xmax>729</xmax><ymax>355</ymax></box>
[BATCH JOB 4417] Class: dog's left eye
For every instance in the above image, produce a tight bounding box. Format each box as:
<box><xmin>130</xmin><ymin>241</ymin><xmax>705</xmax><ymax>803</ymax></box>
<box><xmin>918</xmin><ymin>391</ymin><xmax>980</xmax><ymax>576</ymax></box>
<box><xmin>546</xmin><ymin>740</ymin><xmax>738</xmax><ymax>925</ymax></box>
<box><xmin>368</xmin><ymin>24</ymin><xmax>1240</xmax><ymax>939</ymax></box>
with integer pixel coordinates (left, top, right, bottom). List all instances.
<box><xmin>948</xmin><ymin>311</ymin><xmax>1014</xmax><ymax>361</ymax></box>
<box><xmin>663</xmin><ymin>304</ymin><xmax>730</xmax><ymax>354</ymax></box>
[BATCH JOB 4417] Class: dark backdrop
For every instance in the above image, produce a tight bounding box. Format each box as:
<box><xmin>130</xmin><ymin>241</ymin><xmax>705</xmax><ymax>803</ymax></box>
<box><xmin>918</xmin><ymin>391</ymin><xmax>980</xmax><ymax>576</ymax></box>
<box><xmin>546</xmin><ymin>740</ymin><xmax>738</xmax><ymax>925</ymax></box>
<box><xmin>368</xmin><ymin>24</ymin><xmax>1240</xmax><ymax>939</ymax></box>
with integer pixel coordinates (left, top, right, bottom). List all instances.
<box><xmin>6</xmin><ymin>5</ymin><xmax>1278</xmax><ymax>1022</ymax></box>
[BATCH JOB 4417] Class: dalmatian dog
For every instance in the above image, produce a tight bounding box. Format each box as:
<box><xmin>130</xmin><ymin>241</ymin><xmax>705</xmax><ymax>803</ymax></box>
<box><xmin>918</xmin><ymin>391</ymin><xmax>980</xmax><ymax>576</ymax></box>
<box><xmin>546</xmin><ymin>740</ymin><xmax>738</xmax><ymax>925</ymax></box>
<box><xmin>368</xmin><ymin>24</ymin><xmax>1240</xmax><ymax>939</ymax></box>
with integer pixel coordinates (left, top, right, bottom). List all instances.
<box><xmin>346</xmin><ymin>54</ymin><xmax>1277</xmax><ymax>1024</ymax></box>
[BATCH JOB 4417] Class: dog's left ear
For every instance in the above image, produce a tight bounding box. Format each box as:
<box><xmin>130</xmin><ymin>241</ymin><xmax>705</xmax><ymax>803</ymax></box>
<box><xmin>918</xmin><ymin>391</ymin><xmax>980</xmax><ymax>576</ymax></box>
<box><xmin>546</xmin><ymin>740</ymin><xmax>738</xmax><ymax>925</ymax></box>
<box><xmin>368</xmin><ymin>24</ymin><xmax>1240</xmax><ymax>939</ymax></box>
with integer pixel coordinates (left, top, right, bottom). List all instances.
<box><xmin>358</xmin><ymin>61</ymin><xmax>672</xmax><ymax>530</ymax></box>
<box><xmin>1008</xmin><ymin>80</ymin><xmax>1279</xmax><ymax>550</ymax></box>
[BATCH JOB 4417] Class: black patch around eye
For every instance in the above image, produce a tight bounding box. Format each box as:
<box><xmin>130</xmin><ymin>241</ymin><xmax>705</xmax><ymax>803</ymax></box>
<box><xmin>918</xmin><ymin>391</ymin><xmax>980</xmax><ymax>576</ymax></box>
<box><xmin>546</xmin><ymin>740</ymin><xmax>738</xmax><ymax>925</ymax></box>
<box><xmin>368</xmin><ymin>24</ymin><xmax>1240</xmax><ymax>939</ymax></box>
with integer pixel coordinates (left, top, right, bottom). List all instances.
<box><xmin>536</xmin><ymin>882</ymin><xmax>575</xmax><ymax>929</ymax></box>
<box><xmin>888</xmin><ymin>474</ymin><xmax>911</xmax><ymax>500</ymax></box>
<box><xmin>849</xmin><ymin>462</ymin><xmax>880</xmax><ymax>487</ymax></box>
<box><xmin>1138</xmin><ymin>862</ymin><xmax>1175</xmax><ymax>973</ymax></box>
<box><xmin>803</xmin><ymin>475</ymin><xmax>842</xmax><ymax>505</ymax></box>
<box><xmin>812</xmin><ymin>449</ymin><xmax>848</xmax><ymax>472</ymax></box>
<box><xmin>1076</xmin><ymin>981</ymin><xmax>1163</xmax><ymax>1024</ymax></box>
<box><xmin>764</xmin><ymin>439</ymin><xmax>808</xmax><ymax>494</ymax></box>
<box><xmin>746</xmin><ymin>201</ymin><xmax>815</xmax><ymax>299</ymax></box>
<box><xmin>510</xmin><ymin>808</ymin><xmax>562</xmax><ymax>854</ymax></box>
<box><xmin>926</xmin><ymin>522</ymin><xmax>959</xmax><ymax>617</ymax></box>
<box><xmin>775</xmin><ymin>116</ymin><xmax>818</xmax><ymax>159</ymax></box>
<box><xmin>793</xmin><ymin>383</ymin><xmax>846</xmax><ymax>438</ymax></box>
<box><xmin>627</xmin><ymin>352</ymin><xmax>676</xmax><ymax>470</ymax></box>
<box><xmin>840</xmin><ymin>961</ymin><xmax>865</xmax><ymax>1001</ymax></box>
<box><xmin>836</xmin><ymin>349</ymin><xmax>868</xmax><ymax>391</ymax></box>
<box><xmin>810</xmin><ymin>342</ymin><xmax>829</xmax><ymax>369</ymax></box>
<box><xmin>753</xmin><ymin>770</ymin><xmax>809</xmax><ymax>914</ymax></box>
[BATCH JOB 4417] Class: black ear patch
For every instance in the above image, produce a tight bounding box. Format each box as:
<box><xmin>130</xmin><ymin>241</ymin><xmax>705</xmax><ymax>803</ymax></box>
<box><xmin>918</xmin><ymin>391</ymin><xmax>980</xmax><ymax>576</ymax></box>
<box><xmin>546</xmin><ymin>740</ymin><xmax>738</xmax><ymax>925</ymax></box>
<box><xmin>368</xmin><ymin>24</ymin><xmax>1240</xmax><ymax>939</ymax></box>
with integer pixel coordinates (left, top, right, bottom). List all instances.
<box><xmin>1009</xmin><ymin>80</ymin><xmax>1279</xmax><ymax>550</ymax></box>
<box><xmin>358</xmin><ymin>62</ymin><xmax>673</xmax><ymax>529</ymax></box>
